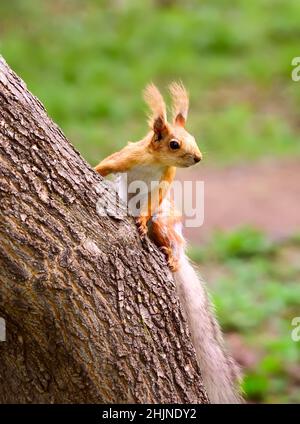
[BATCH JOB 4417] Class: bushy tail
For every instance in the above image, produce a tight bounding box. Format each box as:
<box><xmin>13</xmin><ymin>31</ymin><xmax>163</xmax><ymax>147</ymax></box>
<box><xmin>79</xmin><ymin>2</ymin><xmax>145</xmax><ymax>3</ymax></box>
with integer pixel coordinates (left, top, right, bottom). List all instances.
<box><xmin>174</xmin><ymin>255</ymin><xmax>243</xmax><ymax>404</ymax></box>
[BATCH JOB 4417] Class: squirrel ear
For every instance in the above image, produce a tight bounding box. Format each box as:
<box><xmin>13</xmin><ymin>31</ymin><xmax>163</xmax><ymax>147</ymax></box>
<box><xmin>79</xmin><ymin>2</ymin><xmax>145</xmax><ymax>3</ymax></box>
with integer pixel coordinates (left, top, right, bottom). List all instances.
<box><xmin>153</xmin><ymin>115</ymin><xmax>168</xmax><ymax>140</ymax></box>
<box><xmin>143</xmin><ymin>83</ymin><xmax>168</xmax><ymax>136</ymax></box>
<box><xmin>169</xmin><ymin>81</ymin><xmax>189</xmax><ymax>127</ymax></box>
<box><xmin>175</xmin><ymin>112</ymin><xmax>186</xmax><ymax>127</ymax></box>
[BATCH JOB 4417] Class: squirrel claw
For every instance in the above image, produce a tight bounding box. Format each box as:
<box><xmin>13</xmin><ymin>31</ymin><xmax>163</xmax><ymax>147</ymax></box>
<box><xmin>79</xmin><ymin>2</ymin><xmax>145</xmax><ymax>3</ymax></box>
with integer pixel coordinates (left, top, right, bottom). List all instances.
<box><xmin>136</xmin><ymin>216</ymin><xmax>148</xmax><ymax>238</ymax></box>
<box><xmin>160</xmin><ymin>246</ymin><xmax>179</xmax><ymax>272</ymax></box>
<box><xmin>167</xmin><ymin>256</ymin><xmax>179</xmax><ymax>273</ymax></box>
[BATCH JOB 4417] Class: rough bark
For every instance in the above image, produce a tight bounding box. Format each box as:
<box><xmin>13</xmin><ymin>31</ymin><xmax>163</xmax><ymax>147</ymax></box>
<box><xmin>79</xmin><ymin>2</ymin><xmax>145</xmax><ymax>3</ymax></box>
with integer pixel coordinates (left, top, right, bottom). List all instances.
<box><xmin>0</xmin><ymin>56</ymin><xmax>208</xmax><ymax>404</ymax></box>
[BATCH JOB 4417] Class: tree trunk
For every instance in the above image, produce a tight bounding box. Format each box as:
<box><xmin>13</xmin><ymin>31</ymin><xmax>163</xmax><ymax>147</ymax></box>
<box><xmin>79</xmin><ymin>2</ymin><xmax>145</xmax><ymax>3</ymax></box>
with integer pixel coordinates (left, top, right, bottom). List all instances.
<box><xmin>0</xmin><ymin>56</ymin><xmax>208</xmax><ymax>404</ymax></box>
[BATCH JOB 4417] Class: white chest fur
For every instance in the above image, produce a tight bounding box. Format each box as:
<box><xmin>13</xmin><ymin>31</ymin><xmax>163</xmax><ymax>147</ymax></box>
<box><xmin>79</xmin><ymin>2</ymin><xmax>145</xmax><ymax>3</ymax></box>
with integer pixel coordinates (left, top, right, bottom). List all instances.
<box><xmin>115</xmin><ymin>164</ymin><xmax>164</xmax><ymax>212</ymax></box>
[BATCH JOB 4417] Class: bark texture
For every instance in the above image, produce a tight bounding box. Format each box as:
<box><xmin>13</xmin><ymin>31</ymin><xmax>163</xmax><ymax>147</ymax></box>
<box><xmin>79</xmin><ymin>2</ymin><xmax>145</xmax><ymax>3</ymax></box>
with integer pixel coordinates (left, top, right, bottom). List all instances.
<box><xmin>0</xmin><ymin>56</ymin><xmax>208</xmax><ymax>404</ymax></box>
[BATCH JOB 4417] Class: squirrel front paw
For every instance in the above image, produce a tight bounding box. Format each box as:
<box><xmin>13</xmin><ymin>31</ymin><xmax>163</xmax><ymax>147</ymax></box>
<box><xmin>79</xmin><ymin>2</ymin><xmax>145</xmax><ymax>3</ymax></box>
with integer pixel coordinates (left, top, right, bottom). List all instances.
<box><xmin>136</xmin><ymin>215</ymin><xmax>149</xmax><ymax>238</ymax></box>
<box><xmin>160</xmin><ymin>247</ymin><xmax>180</xmax><ymax>272</ymax></box>
<box><xmin>168</xmin><ymin>257</ymin><xmax>180</xmax><ymax>273</ymax></box>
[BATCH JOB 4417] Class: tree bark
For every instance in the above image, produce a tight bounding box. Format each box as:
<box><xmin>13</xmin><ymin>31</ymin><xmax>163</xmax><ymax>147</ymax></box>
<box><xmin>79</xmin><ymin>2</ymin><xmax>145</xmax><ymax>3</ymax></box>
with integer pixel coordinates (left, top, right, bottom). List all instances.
<box><xmin>0</xmin><ymin>56</ymin><xmax>208</xmax><ymax>404</ymax></box>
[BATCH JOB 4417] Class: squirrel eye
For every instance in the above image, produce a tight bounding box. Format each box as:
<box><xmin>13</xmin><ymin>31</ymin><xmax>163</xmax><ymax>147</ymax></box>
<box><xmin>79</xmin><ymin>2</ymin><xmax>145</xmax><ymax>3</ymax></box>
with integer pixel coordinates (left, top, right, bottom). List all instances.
<box><xmin>169</xmin><ymin>139</ymin><xmax>180</xmax><ymax>150</ymax></box>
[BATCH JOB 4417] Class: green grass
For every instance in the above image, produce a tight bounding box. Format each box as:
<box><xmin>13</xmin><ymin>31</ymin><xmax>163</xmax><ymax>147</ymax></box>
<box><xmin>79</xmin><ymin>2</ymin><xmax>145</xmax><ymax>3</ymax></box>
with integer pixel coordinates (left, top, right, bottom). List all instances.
<box><xmin>189</xmin><ymin>229</ymin><xmax>300</xmax><ymax>403</ymax></box>
<box><xmin>1</xmin><ymin>0</ymin><xmax>300</xmax><ymax>166</ymax></box>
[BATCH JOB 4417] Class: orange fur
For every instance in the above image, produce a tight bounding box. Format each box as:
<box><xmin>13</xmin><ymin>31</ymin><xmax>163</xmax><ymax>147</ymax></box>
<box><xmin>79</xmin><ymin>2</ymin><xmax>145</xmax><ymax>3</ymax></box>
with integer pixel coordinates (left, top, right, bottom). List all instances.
<box><xmin>150</xmin><ymin>200</ymin><xmax>185</xmax><ymax>272</ymax></box>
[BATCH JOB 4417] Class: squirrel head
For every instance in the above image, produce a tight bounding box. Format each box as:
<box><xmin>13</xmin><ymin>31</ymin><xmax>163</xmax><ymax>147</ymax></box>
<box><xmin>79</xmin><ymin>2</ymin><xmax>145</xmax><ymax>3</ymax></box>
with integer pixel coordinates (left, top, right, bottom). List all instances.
<box><xmin>143</xmin><ymin>82</ymin><xmax>202</xmax><ymax>168</ymax></box>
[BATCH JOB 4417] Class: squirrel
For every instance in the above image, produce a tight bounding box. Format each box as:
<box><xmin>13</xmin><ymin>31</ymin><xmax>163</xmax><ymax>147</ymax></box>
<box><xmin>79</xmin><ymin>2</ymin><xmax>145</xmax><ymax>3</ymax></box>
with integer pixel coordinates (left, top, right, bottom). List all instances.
<box><xmin>95</xmin><ymin>82</ymin><xmax>243</xmax><ymax>403</ymax></box>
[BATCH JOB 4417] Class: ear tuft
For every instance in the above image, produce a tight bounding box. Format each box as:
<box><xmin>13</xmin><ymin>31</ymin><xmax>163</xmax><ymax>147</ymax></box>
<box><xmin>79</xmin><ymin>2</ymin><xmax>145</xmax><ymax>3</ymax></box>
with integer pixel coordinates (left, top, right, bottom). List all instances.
<box><xmin>169</xmin><ymin>81</ymin><xmax>189</xmax><ymax>127</ymax></box>
<box><xmin>143</xmin><ymin>83</ymin><xmax>167</xmax><ymax>132</ymax></box>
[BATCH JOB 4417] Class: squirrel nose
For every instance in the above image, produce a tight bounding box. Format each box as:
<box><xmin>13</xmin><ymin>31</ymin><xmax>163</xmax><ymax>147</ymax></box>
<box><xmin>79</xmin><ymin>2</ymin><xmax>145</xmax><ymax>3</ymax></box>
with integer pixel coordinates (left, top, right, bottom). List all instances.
<box><xmin>194</xmin><ymin>155</ymin><xmax>202</xmax><ymax>163</ymax></box>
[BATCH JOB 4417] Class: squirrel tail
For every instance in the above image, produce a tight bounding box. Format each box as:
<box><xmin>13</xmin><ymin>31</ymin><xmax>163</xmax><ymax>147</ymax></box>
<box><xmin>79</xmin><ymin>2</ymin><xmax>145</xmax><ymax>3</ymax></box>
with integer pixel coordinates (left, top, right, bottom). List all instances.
<box><xmin>174</xmin><ymin>255</ymin><xmax>243</xmax><ymax>404</ymax></box>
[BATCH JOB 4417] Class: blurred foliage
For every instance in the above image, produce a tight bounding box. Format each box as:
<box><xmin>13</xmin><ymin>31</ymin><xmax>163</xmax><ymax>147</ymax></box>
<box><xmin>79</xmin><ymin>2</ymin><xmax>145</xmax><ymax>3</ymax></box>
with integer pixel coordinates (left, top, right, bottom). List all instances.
<box><xmin>189</xmin><ymin>229</ymin><xmax>300</xmax><ymax>403</ymax></box>
<box><xmin>0</xmin><ymin>0</ymin><xmax>300</xmax><ymax>165</ymax></box>
<box><xmin>1</xmin><ymin>0</ymin><xmax>299</xmax><ymax>404</ymax></box>
<box><xmin>189</xmin><ymin>227</ymin><xmax>276</xmax><ymax>260</ymax></box>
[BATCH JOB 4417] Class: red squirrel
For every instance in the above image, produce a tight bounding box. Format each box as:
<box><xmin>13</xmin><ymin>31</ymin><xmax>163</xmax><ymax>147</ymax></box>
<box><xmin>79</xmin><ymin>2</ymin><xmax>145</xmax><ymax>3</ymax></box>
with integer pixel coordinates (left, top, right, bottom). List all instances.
<box><xmin>95</xmin><ymin>82</ymin><xmax>201</xmax><ymax>271</ymax></box>
<box><xmin>95</xmin><ymin>82</ymin><xmax>242</xmax><ymax>403</ymax></box>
